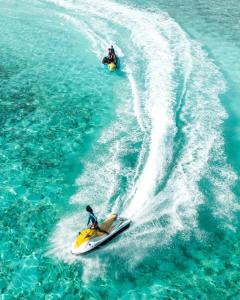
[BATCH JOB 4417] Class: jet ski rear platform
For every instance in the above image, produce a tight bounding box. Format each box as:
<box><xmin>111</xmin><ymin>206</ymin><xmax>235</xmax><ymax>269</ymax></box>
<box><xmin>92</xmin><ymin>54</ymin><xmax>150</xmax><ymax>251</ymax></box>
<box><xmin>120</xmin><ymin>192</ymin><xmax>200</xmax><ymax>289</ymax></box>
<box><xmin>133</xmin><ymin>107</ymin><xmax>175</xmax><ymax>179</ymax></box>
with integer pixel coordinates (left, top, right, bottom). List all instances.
<box><xmin>71</xmin><ymin>214</ymin><xmax>131</xmax><ymax>255</ymax></box>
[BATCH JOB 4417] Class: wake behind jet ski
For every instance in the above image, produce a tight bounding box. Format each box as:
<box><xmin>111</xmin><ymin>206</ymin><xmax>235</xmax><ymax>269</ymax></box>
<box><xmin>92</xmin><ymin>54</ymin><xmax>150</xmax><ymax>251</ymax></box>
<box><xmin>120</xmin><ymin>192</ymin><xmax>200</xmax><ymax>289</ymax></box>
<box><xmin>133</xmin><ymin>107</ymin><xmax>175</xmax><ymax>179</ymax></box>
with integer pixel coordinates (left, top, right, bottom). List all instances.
<box><xmin>71</xmin><ymin>206</ymin><xmax>131</xmax><ymax>255</ymax></box>
<box><xmin>102</xmin><ymin>45</ymin><xmax>120</xmax><ymax>72</ymax></box>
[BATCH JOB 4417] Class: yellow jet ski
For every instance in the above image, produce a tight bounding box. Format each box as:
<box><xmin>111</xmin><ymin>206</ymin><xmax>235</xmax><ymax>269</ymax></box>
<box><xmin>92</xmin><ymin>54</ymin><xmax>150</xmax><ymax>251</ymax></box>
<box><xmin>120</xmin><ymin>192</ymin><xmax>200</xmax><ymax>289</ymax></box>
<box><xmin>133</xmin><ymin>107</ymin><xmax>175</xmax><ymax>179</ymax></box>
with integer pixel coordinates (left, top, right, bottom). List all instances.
<box><xmin>71</xmin><ymin>214</ymin><xmax>131</xmax><ymax>255</ymax></box>
<box><xmin>102</xmin><ymin>56</ymin><xmax>120</xmax><ymax>72</ymax></box>
<box><xmin>108</xmin><ymin>62</ymin><xmax>116</xmax><ymax>72</ymax></box>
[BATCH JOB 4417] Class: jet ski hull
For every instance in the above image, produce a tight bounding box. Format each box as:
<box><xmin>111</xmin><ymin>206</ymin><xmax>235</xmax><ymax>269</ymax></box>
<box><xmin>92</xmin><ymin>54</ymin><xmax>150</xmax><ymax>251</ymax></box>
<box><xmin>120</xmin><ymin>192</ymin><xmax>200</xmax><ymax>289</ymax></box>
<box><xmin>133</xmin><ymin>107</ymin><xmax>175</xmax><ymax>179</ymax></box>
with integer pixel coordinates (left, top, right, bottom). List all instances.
<box><xmin>103</xmin><ymin>57</ymin><xmax>120</xmax><ymax>72</ymax></box>
<box><xmin>71</xmin><ymin>215</ymin><xmax>131</xmax><ymax>255</ymax></box>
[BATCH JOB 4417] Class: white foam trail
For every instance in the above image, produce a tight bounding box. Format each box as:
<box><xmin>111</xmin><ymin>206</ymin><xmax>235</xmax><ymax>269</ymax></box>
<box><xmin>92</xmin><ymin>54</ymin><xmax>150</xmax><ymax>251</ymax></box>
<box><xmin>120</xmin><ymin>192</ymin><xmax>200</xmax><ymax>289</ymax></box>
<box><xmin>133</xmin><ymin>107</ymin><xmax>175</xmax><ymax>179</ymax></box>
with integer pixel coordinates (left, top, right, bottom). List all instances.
<box><xmin>125</xmin><ymin>65</ymin><xmax>145</xmax><ymax>131</ymax></box>
<box><xmin>59</xmin><ymin>13</ymin><xmax>145</xmax><ymax>133</ymax></box>
<box><xmin>47</xmin><ymin>213</ymin><xmax>81</xmax><ymax>264</ymax></box>
<box><xmin>58</xmin><ymin>14</ymin><xmax>113</xmax><ymax>60</ymax></box>
<box><xmin>55</xmin><ymin>0</ymin><xmax>177</xmax><ymax>216</ymax></box>
<box><xmin>47</xmin><ymin>0</ymin><xmax>238</xmax><ymax>266</ymax></box>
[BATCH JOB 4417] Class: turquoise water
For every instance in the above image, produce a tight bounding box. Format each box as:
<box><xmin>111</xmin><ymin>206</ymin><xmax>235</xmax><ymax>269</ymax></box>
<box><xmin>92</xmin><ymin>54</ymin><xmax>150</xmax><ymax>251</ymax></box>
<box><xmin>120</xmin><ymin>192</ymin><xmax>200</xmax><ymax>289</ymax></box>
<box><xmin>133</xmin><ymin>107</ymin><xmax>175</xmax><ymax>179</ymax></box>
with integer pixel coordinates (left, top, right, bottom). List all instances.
<box><xmin>1</xmin><ymin>0</ymin><xmax>240</xmax><ymax>299</ymax></box>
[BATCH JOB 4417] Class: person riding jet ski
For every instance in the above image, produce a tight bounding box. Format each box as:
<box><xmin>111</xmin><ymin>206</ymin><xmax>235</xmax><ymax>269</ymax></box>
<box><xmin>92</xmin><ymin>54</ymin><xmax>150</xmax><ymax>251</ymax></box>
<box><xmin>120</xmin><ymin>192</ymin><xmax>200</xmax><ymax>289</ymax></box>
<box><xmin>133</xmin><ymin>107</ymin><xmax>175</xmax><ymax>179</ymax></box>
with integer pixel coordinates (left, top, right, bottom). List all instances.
<box><xmin>86</xmin><ymin>205</ymin><xmax>109</xmax><ymax>234</ymax></box>
<box><xmin>102</xmin><ymin>45</ymin><xmax>117</xmax><ymax>65</ymax></box>
<box><xmin>109</xmin><ymin>45</ymin><xmax>117</xmax><ymax>64</ymax></box>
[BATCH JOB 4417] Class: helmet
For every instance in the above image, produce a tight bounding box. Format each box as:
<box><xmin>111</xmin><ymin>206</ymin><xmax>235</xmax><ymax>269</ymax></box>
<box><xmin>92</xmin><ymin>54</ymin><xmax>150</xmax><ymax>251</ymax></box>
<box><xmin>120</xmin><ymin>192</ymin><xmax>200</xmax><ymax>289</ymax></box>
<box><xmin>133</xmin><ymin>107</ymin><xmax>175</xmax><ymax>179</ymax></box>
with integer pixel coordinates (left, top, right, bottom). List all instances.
<box><xmin>86</xmin><ymin>205</ymin><xmax>93</xmax><ymax>213</ymax></box>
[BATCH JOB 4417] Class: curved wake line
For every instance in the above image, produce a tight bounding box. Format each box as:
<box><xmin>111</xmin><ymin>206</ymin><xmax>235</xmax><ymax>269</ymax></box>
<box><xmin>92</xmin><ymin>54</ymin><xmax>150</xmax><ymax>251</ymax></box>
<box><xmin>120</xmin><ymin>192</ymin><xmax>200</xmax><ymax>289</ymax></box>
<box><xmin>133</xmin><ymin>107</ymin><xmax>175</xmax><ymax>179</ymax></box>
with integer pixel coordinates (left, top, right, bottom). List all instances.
<box><xmin>45</xmin><ymin>0</ymin><xmax>238</xmax><ymax>266</ymax></box>
<box><xmin>53</xmin><ymin>0</ymin><xmax>177</xmax><ymax>216</ymax></box>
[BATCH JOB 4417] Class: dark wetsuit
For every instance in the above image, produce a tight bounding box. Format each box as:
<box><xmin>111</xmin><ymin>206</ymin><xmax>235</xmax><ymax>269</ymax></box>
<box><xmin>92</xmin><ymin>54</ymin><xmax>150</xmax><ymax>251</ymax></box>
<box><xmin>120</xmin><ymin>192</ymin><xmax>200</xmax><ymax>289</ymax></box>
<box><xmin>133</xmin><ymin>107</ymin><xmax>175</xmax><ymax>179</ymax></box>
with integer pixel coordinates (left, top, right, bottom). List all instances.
<box><xmin>87</xmin><ymin>212</ymin><xmax>109</xmax><ymax>234</ymax></box>
<box><xmin>110</xmin><ymin>47</ymin><xmax>115</xmax><ymax>56</ymax></box>
<box><xmin>108</xmin><ymin>50</ymin><xmax>114</xmax><ymax>62</ymax></box>
<box><xmin>87</xmin><ymin>212</ymin><xmax>98</xmax><ymax>228</ymax></box>
<box><xmin>110</xmin><ymin>47</ymin><xmax>117</xmax><ymax>64</ymax></box>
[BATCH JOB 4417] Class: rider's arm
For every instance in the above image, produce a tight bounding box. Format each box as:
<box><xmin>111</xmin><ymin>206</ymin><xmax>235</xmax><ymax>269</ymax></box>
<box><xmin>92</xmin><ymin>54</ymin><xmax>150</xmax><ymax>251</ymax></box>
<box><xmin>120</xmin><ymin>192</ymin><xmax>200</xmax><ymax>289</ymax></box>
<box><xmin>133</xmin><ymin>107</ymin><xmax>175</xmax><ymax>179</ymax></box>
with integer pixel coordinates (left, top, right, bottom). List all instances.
<box><xmin>87</xmin><ymin>215</ymin><xmax>91</xmax><ymax>226</ymax></box>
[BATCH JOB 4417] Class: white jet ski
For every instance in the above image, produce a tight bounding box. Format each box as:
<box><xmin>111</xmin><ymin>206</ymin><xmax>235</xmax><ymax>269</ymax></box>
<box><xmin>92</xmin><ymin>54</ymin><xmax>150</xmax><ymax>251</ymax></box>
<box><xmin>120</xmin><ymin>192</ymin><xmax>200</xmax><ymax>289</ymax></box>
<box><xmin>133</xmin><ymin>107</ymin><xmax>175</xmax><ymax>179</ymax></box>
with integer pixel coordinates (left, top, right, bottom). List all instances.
<box><xmin>71</xmin><ymin>214</ymin><xmax>131</xmax><ymax>255</ymax></box>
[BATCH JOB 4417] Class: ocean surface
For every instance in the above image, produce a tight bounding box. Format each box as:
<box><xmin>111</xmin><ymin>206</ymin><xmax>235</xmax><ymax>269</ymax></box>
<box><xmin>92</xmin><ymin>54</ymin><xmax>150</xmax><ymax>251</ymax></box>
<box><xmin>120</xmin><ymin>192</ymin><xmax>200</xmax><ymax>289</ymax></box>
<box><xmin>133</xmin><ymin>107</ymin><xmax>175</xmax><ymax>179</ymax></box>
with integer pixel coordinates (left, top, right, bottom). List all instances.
<box><xmin>0</xmin><ymin>0</ymin><xmax>240</xmax><ymax>299</ymax></box>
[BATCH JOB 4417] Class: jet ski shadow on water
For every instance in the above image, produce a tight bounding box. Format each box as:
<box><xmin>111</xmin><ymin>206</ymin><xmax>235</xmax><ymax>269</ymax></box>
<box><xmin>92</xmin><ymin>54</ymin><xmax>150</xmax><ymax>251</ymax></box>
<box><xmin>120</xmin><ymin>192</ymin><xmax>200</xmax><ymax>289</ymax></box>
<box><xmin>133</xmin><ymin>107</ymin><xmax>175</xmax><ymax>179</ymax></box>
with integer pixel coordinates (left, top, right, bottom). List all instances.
<box><xmin>71</xmin><ymin>214</ymin><xmax>131</xmax><ymax>255</ymax></box>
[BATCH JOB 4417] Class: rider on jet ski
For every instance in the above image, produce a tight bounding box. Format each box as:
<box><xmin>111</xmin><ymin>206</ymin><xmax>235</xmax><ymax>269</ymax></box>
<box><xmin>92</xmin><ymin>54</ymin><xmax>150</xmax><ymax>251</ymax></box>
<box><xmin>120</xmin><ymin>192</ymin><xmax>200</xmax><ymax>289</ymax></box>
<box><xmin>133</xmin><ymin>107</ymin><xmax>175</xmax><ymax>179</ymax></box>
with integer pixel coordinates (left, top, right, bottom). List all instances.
<box><xmin>86</xmin><ymin>205</ymin><xmax>109</xmax><ymax>234</ymax></box>
<box><xmin>102</xmin><ymin>45</ymin><xmax>117</xmax><ymax>65</ymax></box>
<box><xmin>109</xmin><ymin>45</ymin><xmax>117</xmax><ymax>64</ymax></box>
